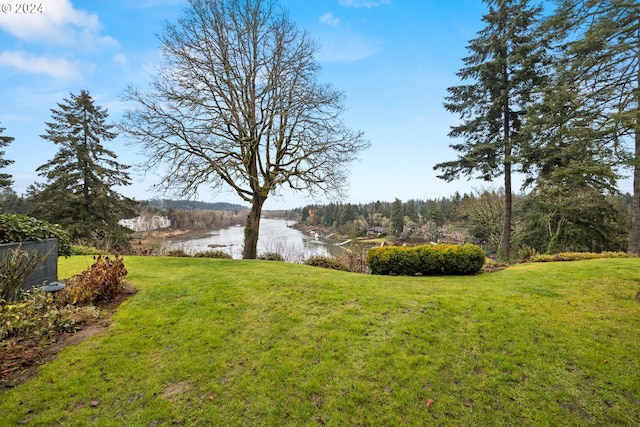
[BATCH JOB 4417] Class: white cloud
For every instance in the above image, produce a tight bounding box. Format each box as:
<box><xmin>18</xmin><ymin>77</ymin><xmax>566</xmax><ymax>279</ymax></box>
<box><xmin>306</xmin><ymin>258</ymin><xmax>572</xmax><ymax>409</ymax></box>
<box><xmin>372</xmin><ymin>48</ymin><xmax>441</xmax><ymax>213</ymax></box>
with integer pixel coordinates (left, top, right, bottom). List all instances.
<box><xmin>317</xmin><ymin>35</ymin><xmax>380</xmax><ymax>63</ymax></box>
<box><xmin>339</xmin><ymin>0</ymin><xmax>390</xmax><ymax>7</ymax></box>
<box><xmin>319</xmin><ymin>12</ymin><xmax>340</xmax><ymax>27</ymax></box>
<box><xmin>114</xmin><ymin>53</ymin><xmax>129</xmax><ymax>66</ymax></box>
<box><xmin>0</xmin><ymin>51</ymin><xmax>80</xmax><ymax>79</ymax></box>
<box><xmin>0</xmin><ymin>0</ymin><xmax>116</xmax><ymax>49</ymax></box>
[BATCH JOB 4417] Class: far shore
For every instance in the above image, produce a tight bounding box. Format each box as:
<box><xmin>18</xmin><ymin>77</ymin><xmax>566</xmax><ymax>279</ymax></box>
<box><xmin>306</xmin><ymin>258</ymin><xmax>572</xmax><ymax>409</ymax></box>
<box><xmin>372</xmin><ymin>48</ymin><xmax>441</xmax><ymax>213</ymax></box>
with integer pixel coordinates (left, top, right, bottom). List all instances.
<box><xmin>141</xmin><ymin>228</ymin><xmax>220</xmax><ymax>241</ymax></box>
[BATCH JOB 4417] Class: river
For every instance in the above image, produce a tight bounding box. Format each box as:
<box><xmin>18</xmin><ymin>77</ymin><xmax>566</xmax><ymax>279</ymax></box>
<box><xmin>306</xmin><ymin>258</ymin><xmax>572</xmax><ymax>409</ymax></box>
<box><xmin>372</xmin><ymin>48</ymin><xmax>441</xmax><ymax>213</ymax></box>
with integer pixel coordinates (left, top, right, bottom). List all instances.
<box><xmin>165</xmin><ymin>218</ymin><xmax>344</xmax><ymax>262</ymax></box>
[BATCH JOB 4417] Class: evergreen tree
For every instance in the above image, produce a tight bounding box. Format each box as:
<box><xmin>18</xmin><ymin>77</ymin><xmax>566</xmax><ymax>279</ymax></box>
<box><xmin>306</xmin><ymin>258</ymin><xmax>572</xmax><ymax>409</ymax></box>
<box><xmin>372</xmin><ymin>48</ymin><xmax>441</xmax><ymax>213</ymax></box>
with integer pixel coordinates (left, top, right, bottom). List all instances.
<box><xmin>31</xmin><ymin>90</ymin><xmax>136</xmax><ymax>249</ymax></box>
<box><xmin>0</xmin><ymin>124</ymin><xmax>14</xmax><ymax>189</ymax></box>
<box><xmin>434</xmin><ymin>0</ymin><xmax>549</xmax><ymax>259</ymax></box>
<box><xmin>405</xmin><ymin>199</ymin><xmax>419</xmax><ymax>222</ymax></box>
<box><xmin>521</xmin><ymin>66</ymin><xmax>621</xmax><ymax>193</ymax></box>
<box><xmin>519</xmin><ymin>56</ymin><xmax>623</xmax><ymax>254</ymax></box>
<box><xmin>391</xmin><ymin>198</ymin><xmax>404</xmax><ymax>236</ymax></box>
<box><xmin>548</xmin><ymin>0</ymin><xmax>640</xmax><ymax>253</ymax></box>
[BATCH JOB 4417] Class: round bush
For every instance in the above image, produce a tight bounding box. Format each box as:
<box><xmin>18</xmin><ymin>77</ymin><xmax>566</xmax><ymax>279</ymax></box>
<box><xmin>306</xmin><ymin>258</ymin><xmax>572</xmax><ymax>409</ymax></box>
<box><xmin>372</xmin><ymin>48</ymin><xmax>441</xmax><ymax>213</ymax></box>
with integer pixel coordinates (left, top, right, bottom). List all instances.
<box><xmin>366</xmin><ymin>243</ymin><xmax>485</xmax><ymax>276</ymax></box>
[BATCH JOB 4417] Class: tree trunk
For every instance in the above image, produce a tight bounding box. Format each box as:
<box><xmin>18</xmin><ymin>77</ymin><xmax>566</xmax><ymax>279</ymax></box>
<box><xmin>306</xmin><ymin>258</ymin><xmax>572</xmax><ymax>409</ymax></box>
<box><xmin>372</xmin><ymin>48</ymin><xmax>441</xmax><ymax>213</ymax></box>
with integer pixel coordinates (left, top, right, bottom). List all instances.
<box><xmin>501</xmin><ymin>55</ymin><xmax>512</xmax><ymax>261</ymax></box>
<box><xmin>242</xmin><ymin>195</ymin><xmax>265</xmax><ymax>259</ymax></box>
<box><xmin>628</xmin><ymin>44</ymin><xmax>640</xmax><ymax>255</ymax></box>
<box><xmin>629</xmin><ymin>128</ymin><xmax>640</xmax><ymax>254</ymax></box>
<box><xmin>502</xmin><ymin>161</ymin><xmax>512</xmax><ymax>260</ymax></box>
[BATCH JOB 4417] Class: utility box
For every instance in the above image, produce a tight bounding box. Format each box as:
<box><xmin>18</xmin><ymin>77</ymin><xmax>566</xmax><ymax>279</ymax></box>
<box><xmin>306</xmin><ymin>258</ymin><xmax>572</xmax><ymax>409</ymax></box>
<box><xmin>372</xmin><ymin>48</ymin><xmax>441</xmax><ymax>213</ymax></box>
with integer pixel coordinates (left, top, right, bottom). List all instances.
<box><xmin>0</xmin><ymin>238</ymin><xmax>58</xmax><ymax>290</ymax></box>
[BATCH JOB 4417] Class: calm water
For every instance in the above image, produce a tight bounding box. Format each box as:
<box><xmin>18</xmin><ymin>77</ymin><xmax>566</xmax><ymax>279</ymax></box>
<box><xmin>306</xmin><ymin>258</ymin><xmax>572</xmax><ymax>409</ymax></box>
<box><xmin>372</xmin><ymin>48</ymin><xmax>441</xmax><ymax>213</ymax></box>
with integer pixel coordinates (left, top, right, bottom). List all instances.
<box><xmin>166</xmin><ymin>218</ymin><xmax>344</xmax><ymax>262</ymax></box>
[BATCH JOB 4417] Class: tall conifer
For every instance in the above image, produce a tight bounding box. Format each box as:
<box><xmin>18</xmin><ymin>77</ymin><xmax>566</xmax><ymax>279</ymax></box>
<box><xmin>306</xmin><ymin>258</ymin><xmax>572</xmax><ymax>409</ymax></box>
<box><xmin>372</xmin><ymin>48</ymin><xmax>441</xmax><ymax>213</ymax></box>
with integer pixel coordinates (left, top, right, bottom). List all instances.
<box><xmin>434</xmin><ymin>0</ymin><xmax>548</xmax><ymax>259</ymax></box>
<box><xmin>31</xmin><ymin>90</ymin><xmax>135</xmax><ymax>249</ymax></box>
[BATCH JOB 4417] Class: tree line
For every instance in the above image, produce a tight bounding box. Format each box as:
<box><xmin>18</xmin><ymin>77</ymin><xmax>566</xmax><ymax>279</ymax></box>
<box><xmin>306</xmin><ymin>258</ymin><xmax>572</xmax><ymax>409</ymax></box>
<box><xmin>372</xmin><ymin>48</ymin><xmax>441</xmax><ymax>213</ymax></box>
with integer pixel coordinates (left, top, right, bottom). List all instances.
<box><xmin>298</xmin><ymin>189</ymin><xmax>631</xmax><ymax>255</ymax></box>
<box><xmin>137</xmin><ymin>202</ymin><xmax>246</xmax><ymax>231</ymax></box>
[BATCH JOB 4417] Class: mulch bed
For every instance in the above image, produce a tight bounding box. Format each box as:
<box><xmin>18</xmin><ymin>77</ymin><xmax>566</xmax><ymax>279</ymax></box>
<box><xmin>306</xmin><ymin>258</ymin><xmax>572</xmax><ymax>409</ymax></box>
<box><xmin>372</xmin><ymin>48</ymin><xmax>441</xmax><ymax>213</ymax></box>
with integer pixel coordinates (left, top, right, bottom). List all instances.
<box><xmin>0</xmin><ymin>293</ymin><xmax>132</xmax><ymax>391</ymax></box>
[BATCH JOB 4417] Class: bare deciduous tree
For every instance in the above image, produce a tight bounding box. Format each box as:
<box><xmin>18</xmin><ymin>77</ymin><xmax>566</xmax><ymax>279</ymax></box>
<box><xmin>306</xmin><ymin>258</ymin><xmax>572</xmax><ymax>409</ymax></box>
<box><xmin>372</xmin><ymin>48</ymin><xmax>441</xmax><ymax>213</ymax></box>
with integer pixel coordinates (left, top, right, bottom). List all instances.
<box><xmin>121</xmin><ymin>0</ymin><xmax>369</xmax><ymax>258</ymax></box>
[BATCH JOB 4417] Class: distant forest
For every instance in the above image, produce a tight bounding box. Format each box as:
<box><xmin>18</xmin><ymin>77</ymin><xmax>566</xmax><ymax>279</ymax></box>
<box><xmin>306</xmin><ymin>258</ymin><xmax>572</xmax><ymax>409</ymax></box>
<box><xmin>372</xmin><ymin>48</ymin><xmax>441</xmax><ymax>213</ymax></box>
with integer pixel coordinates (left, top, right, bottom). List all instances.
<box><xmin>294</xmin><ymin>189</ymin><xmax>633</xmax><ymax>256</ymax></box>
<box><xmin>143</xmin><ymin>199</ymin><xmax>248</xmax><ymax>212</ymax></box>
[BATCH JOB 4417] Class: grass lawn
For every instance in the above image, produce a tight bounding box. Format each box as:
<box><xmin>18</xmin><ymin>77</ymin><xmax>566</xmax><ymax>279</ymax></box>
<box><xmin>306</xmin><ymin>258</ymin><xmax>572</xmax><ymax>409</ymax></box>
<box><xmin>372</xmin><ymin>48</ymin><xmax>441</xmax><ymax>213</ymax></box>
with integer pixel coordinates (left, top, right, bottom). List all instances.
<box><xmin>1</xmin><ymin>256</ymin><xmax>639</xmax><ymax>426</ymax></box>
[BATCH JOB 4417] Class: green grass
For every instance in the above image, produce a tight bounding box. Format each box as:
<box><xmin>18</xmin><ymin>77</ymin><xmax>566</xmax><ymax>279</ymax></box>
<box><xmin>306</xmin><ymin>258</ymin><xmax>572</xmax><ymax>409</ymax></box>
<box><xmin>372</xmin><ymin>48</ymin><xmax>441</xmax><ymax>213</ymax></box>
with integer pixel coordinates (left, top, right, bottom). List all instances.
<box><xmin>2</xmin><ymin>256</ymin><xmax>639</xmax><ymax>426</ymax></box>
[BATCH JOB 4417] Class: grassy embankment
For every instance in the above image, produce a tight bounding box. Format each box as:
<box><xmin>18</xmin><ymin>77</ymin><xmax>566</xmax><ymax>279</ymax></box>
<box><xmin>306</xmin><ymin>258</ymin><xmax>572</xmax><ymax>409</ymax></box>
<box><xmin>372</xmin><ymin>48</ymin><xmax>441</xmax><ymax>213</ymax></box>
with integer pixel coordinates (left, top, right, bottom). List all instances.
<box><xmin>1</xmin><ymin>256</ymin><xmax>639</xmax><ymax>426</ymax></box>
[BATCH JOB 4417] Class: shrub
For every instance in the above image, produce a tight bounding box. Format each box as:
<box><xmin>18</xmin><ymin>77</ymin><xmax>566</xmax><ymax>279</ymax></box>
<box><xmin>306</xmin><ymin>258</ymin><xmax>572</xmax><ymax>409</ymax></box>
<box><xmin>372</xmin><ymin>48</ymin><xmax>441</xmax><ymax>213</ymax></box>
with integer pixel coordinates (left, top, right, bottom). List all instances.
<box><xmin>0</xmin><ymin>289</ymin><xmax>100</xmax><ymax>340</ymax></box>
<box><xmin>71</xmin><ymin>244</ymin><xmax>108</xmax><ymax>256</ymax></box>
<box><xmin>167</xmin><ymin>249</ymin><xmax>190</xmax><ymax>257</ymax></box>
<box><xmin>338</xmin><ymin>248</ymin><xmax>368</xmax><ymax>273</ymax></box>
<box><xmin>415</xmin><ymin>245</ymin><xmax>443</xmax><ymax>274</ymax></box>
<box><xmin>530</xmin><ymin>251</ymin><xmax>634</xmax><ymax>263</ymax></box>
<box><xmin>1</xmin><ymin>246</ymin><xmax>50</xmax><ymax>303</ymax></box>
<box><xmin>304</xmin><ymin>255</ymin><xmax>351</xmax><ymax>272</ymax></box>
<box><xmin>56</xmin><ymin>255</ymin><xmax>128</xmax><ymax>305</ymax></box>
<box><xmin>482</xmin><ymin>258</ymin><xmax>509</xmax><ymax>273</ymax></box>
<box><xmin>258</xmin><ymin>252</ymin><xmax>285</xmax><ymax>261</ymax></box>
<box><xmin>366</xmin><ymin>243</ymin><xmax>485</xmax><ymax>276</ymax></box>
<box><xmin>517</xmin><ymin>245</ymin><xmax>538</xmax><ymax>262</ymax></box>
<box><xmin>193</xmin><ymin>250</ymin><xmax>233</xmax><ymax>259</ymax></box>
<box><xmin>0</xmin><ymin>214</ymin><xmax>72</xmax><ymax>257</ymax></box>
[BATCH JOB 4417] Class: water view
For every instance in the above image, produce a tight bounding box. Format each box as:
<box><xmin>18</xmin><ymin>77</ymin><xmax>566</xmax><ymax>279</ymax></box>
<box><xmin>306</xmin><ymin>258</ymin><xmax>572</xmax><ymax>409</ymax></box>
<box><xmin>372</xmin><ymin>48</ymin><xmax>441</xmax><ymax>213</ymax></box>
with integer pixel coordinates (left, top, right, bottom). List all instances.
<box><xmin>166</xmin><ymin>218</ymin><xmax>344</xmax><ymax>262</ymax></box>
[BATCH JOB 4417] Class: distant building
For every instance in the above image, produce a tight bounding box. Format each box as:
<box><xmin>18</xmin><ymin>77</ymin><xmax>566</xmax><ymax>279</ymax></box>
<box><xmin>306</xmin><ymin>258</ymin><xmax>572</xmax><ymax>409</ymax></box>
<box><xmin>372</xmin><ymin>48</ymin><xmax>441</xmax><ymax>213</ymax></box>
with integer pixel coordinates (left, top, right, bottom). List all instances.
<box><xmin>119</xmin><ymin>215</ymin><xmax>171</xmax><ymax>232</ymax></box>
<box><xmin>367</xmin><ymin>226</ymin><xmax>387</xmax><ymax>237</ymax></box>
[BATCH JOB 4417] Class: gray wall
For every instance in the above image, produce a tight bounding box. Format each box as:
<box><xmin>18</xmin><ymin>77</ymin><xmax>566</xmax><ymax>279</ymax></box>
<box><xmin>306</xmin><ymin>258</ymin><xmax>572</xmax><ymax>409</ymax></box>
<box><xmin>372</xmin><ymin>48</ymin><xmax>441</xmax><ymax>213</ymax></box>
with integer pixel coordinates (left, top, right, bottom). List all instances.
<box><xmin>0</xmin><ymin>238</ymin><xmax>58</xmax><ymax>290</ymax></box>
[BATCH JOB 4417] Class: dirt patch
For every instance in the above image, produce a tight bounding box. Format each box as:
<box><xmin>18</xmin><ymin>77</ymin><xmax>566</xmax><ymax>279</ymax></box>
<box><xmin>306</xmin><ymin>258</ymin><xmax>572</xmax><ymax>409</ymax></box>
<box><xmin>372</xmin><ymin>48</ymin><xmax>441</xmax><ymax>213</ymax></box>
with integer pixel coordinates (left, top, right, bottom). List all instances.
<box><xmin>0</xmin><ymin>294</ymin><xmax>131</xmax><ymax>391</ymax></box>
<box><xmin>162</xmin><ymin>380</ymin><xmax>192</xmax><ymax>400</ymax></box>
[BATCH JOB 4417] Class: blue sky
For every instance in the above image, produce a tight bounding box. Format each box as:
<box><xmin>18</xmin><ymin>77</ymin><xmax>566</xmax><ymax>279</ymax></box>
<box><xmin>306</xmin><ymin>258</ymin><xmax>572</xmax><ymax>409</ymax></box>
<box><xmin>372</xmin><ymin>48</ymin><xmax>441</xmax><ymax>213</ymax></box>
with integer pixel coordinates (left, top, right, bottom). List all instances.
<box><xmin>0</xmin><ymin>0</ymin><xmax>609</xmax><ymax>210</ymax></box>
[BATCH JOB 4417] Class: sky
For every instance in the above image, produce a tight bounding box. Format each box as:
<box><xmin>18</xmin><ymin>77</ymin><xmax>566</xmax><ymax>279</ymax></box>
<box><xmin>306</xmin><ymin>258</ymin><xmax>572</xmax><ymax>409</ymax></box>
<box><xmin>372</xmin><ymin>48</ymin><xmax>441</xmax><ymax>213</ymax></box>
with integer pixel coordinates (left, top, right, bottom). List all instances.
<box><xmin>0</xmin><ymin>0</ymin><xmax>627</xmax><ymax>210</ymax></box>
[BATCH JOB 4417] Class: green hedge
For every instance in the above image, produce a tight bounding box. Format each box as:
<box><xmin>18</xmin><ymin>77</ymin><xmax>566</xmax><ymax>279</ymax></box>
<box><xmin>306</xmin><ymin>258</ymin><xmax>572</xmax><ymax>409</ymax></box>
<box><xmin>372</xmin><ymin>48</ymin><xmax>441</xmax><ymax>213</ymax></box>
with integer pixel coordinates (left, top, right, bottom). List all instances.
<box><xmin>366</xmin><ymin>243</ymin><xmax>486</xmax><ymax>276</ymax></box>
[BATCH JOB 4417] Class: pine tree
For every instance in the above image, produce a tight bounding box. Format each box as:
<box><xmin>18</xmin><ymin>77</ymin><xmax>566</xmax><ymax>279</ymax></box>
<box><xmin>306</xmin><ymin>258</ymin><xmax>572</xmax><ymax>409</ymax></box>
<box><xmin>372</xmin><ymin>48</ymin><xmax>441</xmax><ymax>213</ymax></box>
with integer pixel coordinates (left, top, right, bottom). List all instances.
<box><xmin>0</xmin><ymin>124</ymin><xmax>14</xmax><ymax>189</ymax></box>
<box><xmin>391</xmin><ymin>198</ymin><xmax>404</xmax><ymax>236</ymax></box>
<box><xmin>434</xmin><ymin>0</ymin><xmax>549</xmax><ymax>260</ymax></box>
<box><xmin>548</xmin><ymin>0</ymin><xmax>640</xmax><ymax>253</ymax></box>
<box><xmin>31</xmin><ymin>90</ymin><xmax>136</xmax><ymax>249</ymax></box>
